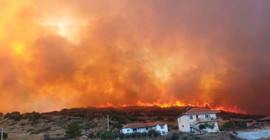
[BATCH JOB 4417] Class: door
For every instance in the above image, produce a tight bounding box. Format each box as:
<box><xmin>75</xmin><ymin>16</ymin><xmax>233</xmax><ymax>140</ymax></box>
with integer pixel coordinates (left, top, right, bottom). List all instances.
<box><xmin>190</xmin><ymin>127</ymin><xmax>193</xmax><ymax>132</ymax></box>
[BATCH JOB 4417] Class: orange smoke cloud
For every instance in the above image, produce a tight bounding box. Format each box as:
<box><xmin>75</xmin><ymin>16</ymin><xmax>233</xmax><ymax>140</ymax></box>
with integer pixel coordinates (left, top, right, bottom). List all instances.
<box><xmin>0</xmin><ymin>0</ymin><xmax>270</xmax><ymax>114</ymax></box>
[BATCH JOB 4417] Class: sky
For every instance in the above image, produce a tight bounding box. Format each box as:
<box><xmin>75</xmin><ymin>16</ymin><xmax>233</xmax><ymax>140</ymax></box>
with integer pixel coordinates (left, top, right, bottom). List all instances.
<box><xmin>0</xmin><ymin>0</ymin><xmax>269</xmax><ymax>114</ymax></box>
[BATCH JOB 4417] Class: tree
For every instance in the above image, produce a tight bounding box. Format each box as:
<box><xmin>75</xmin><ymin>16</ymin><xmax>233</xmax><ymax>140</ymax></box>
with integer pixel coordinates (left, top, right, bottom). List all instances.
<box><xmin>65</xmin><ymin>122</ymin><xmax>82</xmax><ymax>138</ymax></box>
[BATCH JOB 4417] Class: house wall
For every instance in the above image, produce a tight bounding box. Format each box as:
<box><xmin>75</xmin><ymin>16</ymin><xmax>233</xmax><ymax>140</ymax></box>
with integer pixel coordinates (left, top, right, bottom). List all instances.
<box><xmin>122</xmin><ymin>128</ymin><xmax>133</xmax><ymax>134</ymax></box>
<box><xmin>178</xmin><ymin>113</ymin><xmax>219</xmax><ymax>133</ymax></box>
<box><xmin>197</xmin><ymin>113</ymin><xmax>217</xmax><ymax>119</ymax></box>
<box><xmin>178</xmin><ymin>115</ymin><xmax>191</xmax><ymax>132</ymax></box>
<box><xmin>121</xmin><ymin>124</ymin><xmax>168</xmax><ymax>135</ymax></box>
<box><xmin>155</xmin><ymin>124</ymin><xmax>168</xmax><ymax>135</ymax></box>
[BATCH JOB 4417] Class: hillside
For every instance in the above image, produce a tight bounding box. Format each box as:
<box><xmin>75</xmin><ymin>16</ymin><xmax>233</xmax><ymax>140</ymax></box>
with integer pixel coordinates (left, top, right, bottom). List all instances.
<box><xmin>0</xmin><ymin>106</ymin><xmax>266</xmax><ymax>139</ymax></box>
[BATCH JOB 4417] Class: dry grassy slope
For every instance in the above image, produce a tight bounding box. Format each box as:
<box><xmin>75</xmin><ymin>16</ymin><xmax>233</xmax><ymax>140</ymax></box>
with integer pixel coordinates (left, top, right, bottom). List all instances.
<box><xmin>0</xmin><ymin>106</ymin><xmax>265</xmax><ymax>139</ymax></box>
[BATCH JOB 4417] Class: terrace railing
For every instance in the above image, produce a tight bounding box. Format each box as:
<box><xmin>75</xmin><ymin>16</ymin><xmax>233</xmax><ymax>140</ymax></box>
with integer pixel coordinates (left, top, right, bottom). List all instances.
<box><xmin>190</xmin><ymin>117</ymin><xmax>222</xmax><ymax>126</ymax></box>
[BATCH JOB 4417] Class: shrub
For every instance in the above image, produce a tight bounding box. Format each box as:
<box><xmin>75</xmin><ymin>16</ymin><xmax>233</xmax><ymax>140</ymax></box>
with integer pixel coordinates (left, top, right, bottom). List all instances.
<box><xmin>30</xmin><ymin>120</ymin><xmax>39</xmax><ymax>126</ymax></box>
<box><xmin>130</xmin><ymin>132</ymin><xmax>136</xmax><ymax>138</ymax></box>
<box><xmin>199</xmin><ymin>124</ymin><xmax>205</xmax><ymax>130</ymax></box>
<box><xmin>30</xmin><ymin>130</ymin><xmax>41</xmax><ymax>135</ymax></box>
<box><xmin>148</xmin><ymin>129</ymin><xmax>161</xmax><ymax>137</ymax></box>
<box><xmin>81</xmin><ymin>122</ymin><xmax>96</xmax><ymax>130</ymax></box>
<box><xmin>179</xmin><ymin>134</ymin><xmax>196</xmax><ymax>140</ymax></box>
<box><xmin>199</xmin><ymin>123</ymin><xmax>214</xmax><ymax>130</ymax></box>
<box><xmin>27</xmin><ymin>129</ymin><xmax>35</xmax><ymax>133</ymax></box>
<box><xmin>141</xmin><ymin>132</ymin><xmax>148</xmax><ymax>137</ymax></box>
<box><xmin>99</xmin><ymin>130</ymin><xmax>114</xmax><ymax>140</ymax></box>
<box><xmin>41</xmin><ymin>126</ymin><xmax>51</xmax><ymax>132</ymax></box>
<box><xmin>119</xmin><ymin>133</ymin><xmax>124</xmax><ymax>139</ymax></box>
<box><xmin>237</xmin><ymin>120</ymin><xmax>247</xmax><ymax>129</ymax></box>
<box><xmin>30</xmin><ymin>112</ymin><xmax>41</xmax><ymax>121</ymax></box>
<box><xmin>9</xmin><ymin>112</ymin><xmax>22</xmax><ymax>121</ymax></box>
<box><xmin>65</xmin><ymin>122</ymin><xmax>82</xmax><ymax>138</ymax></box>
<box><xmin>95</xmin><ymin>130</ymin><xmax>102</xmax><ymax>138</ymax></box>
<box><xmin>165</xmin><ymin>130</ymin><xmax>182</xmax><ymax>140</ymax></box>
<box><xmin>221</xmin><ymin>120</ymin><xmax>236</xmax><ymax>130</ymax></box>
<box><xmin>30</xmin><ymin>127</ymin><xmax>51</xmax><ymax>135</ymax></box>
<box><xmin>0</xmin><ymin>132</ymin><xmax>8</xmax><ymax>139</ymax></box>
<box><xmin>4</xmin><ymin>113</ymin><xmax>11</xmax><ymax>119</ymax></box>
<box><xmin>88</xmin><ymin>132</ymin><xmax>94</xmax><ymax>139</ymax></box>
<box><xmin>165</xmin><ymin>131</ymin><xmax>199</xmax><ymax>140</ymax></box>
<box><xmin>124</xmin><ymin>133</ymin><xmax>130</xmax><ymax>139</ymax></box>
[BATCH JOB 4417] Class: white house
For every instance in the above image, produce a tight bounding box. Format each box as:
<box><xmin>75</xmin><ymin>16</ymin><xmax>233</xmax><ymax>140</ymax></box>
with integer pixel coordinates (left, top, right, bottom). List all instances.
<box><xmin>121</xmin><ymin>122</ymin><xmax>168</xmax><ymax>135</ymax></box>
<box><xmin>178</xmin><ymin>107</ymin><xmax>221</xmax><ymax>133</ymax></box>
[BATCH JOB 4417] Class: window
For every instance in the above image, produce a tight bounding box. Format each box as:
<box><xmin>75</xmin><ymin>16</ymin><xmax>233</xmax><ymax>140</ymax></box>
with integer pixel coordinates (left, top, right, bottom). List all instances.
<box><xmin>133</xmin><ymin>128</ymin><xmax>137</xmax><ymax>132</ymax></box>
<box><xmin>189</xmin><ymin>116</ymin><xmax>193</xmax><ymax>120</ymax></box>
<box><xmin>182</xmin><ymin>125</ymin><xmax>184</xmax><ymax>127</ymax></box>
<box><xmin>127</xmin><ymin>129</ymin><xmax>130</xmax><ymax>132</ymax></box>
<box><xmin>161</xmin><ymin>125</ymin><xmax>164</xmax><ymax>129</ymax></box>
<box><xmin>205</xmin><ymin>114</ymin><xmax>210</xmax><ymax>118</ymax></box>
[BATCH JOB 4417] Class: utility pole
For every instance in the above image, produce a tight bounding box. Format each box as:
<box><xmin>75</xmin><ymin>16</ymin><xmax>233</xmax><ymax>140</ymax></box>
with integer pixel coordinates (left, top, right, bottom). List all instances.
<box><xmin>1</xmin><ymin>128</ymin><xmax>3</xmax><ymax>140</ymax></box>
<box><xmin>107</xmin><ymin>114</ymin><xmax>109</xmax><ymax>131</ymax></box>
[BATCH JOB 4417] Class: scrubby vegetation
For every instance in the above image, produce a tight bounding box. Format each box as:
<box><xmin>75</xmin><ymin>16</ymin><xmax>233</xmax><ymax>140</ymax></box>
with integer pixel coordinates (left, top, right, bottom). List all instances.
<box><xmin>0</xmin><ymin>106</ymin><xmax>263</xmax><ymax>139</ymax></box>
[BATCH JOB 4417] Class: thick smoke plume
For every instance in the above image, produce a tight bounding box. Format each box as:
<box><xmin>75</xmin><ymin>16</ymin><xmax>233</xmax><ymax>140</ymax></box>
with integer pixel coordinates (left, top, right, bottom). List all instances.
<box><xmin>0</xmin><ymin>0</ymin><xmax>269</xmax><ymax>114</ymax></box>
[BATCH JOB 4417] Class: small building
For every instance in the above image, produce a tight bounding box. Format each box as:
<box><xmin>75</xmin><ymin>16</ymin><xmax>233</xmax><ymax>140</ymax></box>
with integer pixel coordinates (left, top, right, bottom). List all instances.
<box><xmin>258</xmin><ymin>116</ymin><xmax>270</xmax><ymax>125</ymax></box>
<box><xmin>121</xmin><ymin>122</ymin><xmax>168</xmax><ymax>135</ymax></box>
<box><xmin>178</xmin><ymin>107</ymin><xmax>221</xmax><ymax>133</ymax></box>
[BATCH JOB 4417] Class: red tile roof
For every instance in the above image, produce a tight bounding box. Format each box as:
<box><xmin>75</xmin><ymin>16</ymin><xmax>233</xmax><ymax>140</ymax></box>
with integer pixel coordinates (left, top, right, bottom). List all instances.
<box><xmin>185</xmin><ymin>107</ymin><xmax>220</xmax><ymax>115</ymax></box>
<box><xmin>123</xmin><ymin>122</ymin><xmax>166</xmax><ymax>129</ymax></box>
<box><xmin>261</xmin><ymin>116</ymin><xmax>270</xmax><ymax>121</ymax></box>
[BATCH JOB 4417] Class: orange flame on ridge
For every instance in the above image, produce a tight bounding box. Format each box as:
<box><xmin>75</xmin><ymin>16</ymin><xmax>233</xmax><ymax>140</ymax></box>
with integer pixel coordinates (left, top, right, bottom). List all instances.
<box><xmin>96</xmin><ymin>100</ymin><xmax>247</xmax><ymax>114</ymax></box>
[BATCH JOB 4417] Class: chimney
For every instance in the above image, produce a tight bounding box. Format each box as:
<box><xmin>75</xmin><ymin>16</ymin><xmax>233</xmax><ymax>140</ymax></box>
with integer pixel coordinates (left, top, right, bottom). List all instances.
<box><xmin>186</xmin><ymin>104</ymin><xmax>192</xmax><ymax>110</ymax></box>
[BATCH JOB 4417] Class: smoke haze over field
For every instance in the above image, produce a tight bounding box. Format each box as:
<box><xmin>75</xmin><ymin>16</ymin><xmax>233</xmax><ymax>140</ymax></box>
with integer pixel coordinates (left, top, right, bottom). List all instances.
<box><xmin>0</xmin><ymin>0</ymin><xmax>270</xmax><ymax>114</ymax></box>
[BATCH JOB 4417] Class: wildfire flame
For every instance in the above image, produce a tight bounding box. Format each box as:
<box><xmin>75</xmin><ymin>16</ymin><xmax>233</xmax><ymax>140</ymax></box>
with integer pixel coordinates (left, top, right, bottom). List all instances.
<box><xmin>96</xmin><ymin>101</ymin><xmax>247</xmax><ymax>114</ymax></box>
